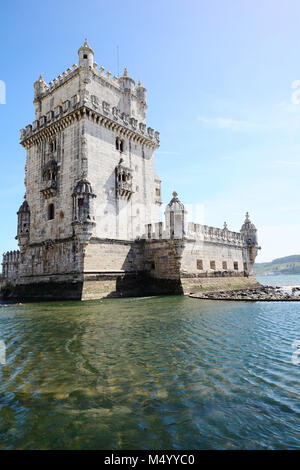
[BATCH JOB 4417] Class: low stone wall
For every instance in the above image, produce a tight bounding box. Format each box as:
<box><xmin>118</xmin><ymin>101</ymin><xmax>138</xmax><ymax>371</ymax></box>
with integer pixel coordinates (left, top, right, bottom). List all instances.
<box><xmin>1</xmin><ymin>272</ymin><xmax>185</xmax><ymax>301</ymax></box>
<box><xmin>181</xmin><ymin>276</ymin><xmax>260</xmax><ymax>294</ymax></box>
<box><xmin>81</xmin><ymin>273</ymin><xmax>185</xmax><ymax>300</ymax></box>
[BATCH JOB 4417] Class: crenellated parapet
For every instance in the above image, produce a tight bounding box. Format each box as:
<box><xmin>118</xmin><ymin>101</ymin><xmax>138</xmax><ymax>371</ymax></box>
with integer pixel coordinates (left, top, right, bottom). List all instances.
<box><xmin>21</xmin><ymin>40</ymin><xmax>159</xmax><ymax>155</ymax></box>
<box><xmin>20</xmin><ymin>100</ymin><xmax>159</xmax><ymax>150</ymax></box>
<box><xmin>2</xmin><ymin>250</ymin><xmax>20</xmax><ymax>280</ymax></box>
<box><xmin>33</xmin><ymin>65</ymin><xmax>79</xmax><ymax>102</ymax></box>
<box><xmin>33</xmin><ymin>60</ymin><xmax>147</xmax><ymax>105</ymax></box>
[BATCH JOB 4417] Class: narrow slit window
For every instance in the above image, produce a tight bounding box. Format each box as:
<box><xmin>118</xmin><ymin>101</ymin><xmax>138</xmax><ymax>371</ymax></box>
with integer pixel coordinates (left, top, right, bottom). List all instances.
<box><xmin>48</xmin><ymin>203</ymin><xmax>55</xmax><ymax>220</ymax></box>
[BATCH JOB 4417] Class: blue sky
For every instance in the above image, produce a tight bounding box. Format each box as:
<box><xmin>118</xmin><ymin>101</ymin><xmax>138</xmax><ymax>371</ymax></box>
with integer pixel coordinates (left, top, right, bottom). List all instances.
<box><xmin>1</xmin><ymin>0</ymin><xmax>300</xmax><ymax>262</ymax></box>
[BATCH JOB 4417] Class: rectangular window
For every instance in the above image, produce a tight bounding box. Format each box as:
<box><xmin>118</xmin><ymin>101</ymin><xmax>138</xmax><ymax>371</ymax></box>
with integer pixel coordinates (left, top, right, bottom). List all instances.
<box><xmin>210</xmin><ymin>260</ymin><xmax>216</xmax><ymax>270</ymax></box>
<box><xmin>197</xmin><ymin>259</ymin><xmax>203</xmax><ymax>270</ymax></box>
<box><xmin>222</xmin><ymin>261</ymin><xmax>227</xmax><ymax>270</ymax></box>
<box><xmin>234</xmin><ymin>261</ymin><xmax>239</xmax><ymax>270</ymax></box>
<box><xmin>48</xmin><ymin>203</ymin><xmax>55</xmax><ymax>220</ymax></box>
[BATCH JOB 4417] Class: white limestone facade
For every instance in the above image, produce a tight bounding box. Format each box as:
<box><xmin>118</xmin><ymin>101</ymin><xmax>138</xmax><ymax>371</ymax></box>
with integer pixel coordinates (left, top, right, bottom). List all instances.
<box><xmin>1</xmin><ymin>40</ymin><xmax>260</xmax><ymax>300</ymax></box>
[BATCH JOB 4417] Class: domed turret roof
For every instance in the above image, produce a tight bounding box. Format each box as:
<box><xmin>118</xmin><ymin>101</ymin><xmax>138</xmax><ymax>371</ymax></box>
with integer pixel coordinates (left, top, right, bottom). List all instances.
<box><xmin>17</xmin><ymin>199</ymin><xmax>30</xmax><ymax>213</ymax></box>
<box><xmin>136</xmin><ymin>79</ymin><xmax>146</xmax><ymax>90</ymax></box>
<box><xmin>73</xmin><ymin>179</ymin><xmax>95</xmax><ymax>196</ymax></box>
<box><xmin>240</xmin><ymin>212</ymin><xmax>257</xmax><ymax>232</ymax></box>
<box><xmin>78</xmin><ymin>38</ymin><xmax>94</xmax><ymax>55</ymax></box>
<box><xmin>119</xmin><ymin>68</ymin><xmax>135</xmax><ymax>87</ymax></box>
<box><xmin>166</xmin><ymin>191</ymin><xmax>185</xmax><ymax>211</ymax></box>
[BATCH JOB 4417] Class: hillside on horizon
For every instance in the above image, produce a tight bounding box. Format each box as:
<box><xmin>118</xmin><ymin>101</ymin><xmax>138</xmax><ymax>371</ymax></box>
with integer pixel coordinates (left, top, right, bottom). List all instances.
<box><xmin>254</xmin><ymin>255</ymin><xmax>300</xmax><ymax>275</ymax></box>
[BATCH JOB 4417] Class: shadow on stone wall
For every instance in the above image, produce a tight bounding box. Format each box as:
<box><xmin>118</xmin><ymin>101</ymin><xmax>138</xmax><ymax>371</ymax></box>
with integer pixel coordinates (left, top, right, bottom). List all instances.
<box><xmin>1</xmin><ymin>279</ymin><xmax>84</xmax><ymax>302</ymax></box>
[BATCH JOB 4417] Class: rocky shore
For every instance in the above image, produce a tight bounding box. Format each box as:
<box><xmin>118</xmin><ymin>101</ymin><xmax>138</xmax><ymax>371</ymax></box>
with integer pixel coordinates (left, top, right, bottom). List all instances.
<box><xmin>189</xmin><ymin>285</ymin><xmax>300</xmax><ymax>301</ymax></box>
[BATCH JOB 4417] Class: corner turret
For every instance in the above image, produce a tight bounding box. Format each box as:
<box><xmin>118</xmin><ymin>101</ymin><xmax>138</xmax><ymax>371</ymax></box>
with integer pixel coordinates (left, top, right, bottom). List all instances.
<box><xmin>240</xmin><ymin>212</ymin><xmax>258</xmax><ymax>247</ymax></box>
<box><xmin>34</xmin><ymin>74</ymin><xmax>48</xmax><ymax>100</ymax></box>
<box><xmin>165</xmin><ymin>191</ymin><xmax>187</xmax><ymax>239</ymax></box>
<box><xmin>136</xmin><ymin>80</ymin><xmax>147</xmax><ymax>105</ymax></box>
<box><xmin>78</xmin><ymin>39</ymin><xmax>94</xmax><ymax>68</ymax></box>
<box><xmin>240</xmin><ymin>212</ymin><xmax>260</xmax><ymax>275</ymax></box>
<box><xmin>72</xmin><ymin>179</ymin><xmax>96</xmax><ymax>251</ymax></box>
<box><xmin>119</xmin><ymin>68</ymin><xmax>135</xmax><ymax>93</ymax></box>
<box><xmin>16</xmin><ymin>198</ymin><xmax>30</xmax><ymax>253</ymax></box>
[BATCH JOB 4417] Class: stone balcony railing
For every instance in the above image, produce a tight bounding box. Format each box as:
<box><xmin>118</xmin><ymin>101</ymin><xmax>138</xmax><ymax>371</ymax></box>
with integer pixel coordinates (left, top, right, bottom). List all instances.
<box><xmin>41</xmin><ymin>181</ymin><xmax>57</xmax><ymax>199</ymax></box>
<box><xmin>117</xmin><ymin>181</ymin><xmax>133</xmax><ymax>200</ymax></box>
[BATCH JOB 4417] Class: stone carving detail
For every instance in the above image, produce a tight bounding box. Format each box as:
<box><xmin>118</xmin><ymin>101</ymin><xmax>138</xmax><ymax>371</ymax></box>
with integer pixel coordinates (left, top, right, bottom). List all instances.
<box><xmin>130</xmin><ymin>117</ymin><xmax>138</xmax><ymax>130</ymax></box>
<box><xmin>147</xmin><ymin>127</ymin><xmax>154</xmax><ymax>138</ymax></box>
<box><xmin>112</xmin><ymin>106</ymin><xmax>120</xmax><ymax>120</ymax></box>
<box><xmin>122</xmin><ymin>113</ymin><xmax>129</xmax><ymax>125</ymax></box>
<box><xmin>41</xmin><ymin>159</ymin><xmax>58</xmax><ymax>199</ymax></box>
<box><xmin>16</xmin><ymin>199</ymin><xmax>30</xmax><ymax>250</ymax></box>
<box><xmin>102</xmin><ymin>101</ymin><xmax>110</xmax><ymax>114</ymax></box>
<box><xmin>91</xmin><ymin>95</ymin><xmax>99</xmax><ymax>108</ymax></box>
<box><xmin>116</xmin><ymin>159</ymin><xmax>134</xmax><ymax>200</ymax></box>
<box><xmin>139</xmin><ymin>123</ymin><xmax>146</xmax><ymax>134</ymax></box>
<box><xmin>72</xmin><ymin>179</ymin><xmax>96</xmax><ymax>223</ymax></box>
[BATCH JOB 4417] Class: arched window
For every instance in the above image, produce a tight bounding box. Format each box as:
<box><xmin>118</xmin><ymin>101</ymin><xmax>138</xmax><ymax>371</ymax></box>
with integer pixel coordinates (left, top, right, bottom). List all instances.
<box><xmin>49</xmin><ymin>138</ymin><xmax>56</xmax><ymax>153</ymax></box>
<box><xmin>116</xmin><ymin>137</ymin><xmax>125</xmax><ymax>152</ymax></box>
<box><xmin>48</xmin><ymin>203</ymin><xmax>55</xmax><ymax>220</ymax></box>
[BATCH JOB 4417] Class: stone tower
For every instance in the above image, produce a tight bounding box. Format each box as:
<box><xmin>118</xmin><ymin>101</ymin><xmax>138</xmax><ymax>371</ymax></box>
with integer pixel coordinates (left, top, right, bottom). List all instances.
<box><xmin>1</xmin><ymin>41</ymin><xmax>260</xmax><ymax>301</ymax></box>
<box><xmin>18</xmin><ymin>39</ymin><xmax>161</xmax><ymax>259</ymax></box>
<box><xmin>240</xmin><ymin>212</ymin><xmax>259</xmax><ymax>275</ymax></box>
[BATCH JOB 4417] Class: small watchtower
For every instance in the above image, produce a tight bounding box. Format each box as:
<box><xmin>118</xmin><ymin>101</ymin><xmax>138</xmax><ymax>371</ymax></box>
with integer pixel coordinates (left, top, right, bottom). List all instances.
<box><xmin>165</xmin><ymin>191</ymin><xmax>187</xmax><ymax>239</ymax></box>
<box><xmin>78</xmin><ymin>39</ymin><xmax>94</xmax><ymax>68</ymax></box>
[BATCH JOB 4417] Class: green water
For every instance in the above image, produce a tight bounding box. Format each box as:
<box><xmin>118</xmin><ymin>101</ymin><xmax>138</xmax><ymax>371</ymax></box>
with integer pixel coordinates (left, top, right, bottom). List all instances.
<box><xmin>0</xmin><ymin>293</ymin><xmax>299</xmax><ymax>449</ymax></box>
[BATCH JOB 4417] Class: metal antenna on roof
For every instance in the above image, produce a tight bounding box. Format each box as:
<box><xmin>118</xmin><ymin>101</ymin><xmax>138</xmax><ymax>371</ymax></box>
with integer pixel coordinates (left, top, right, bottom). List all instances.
<box><xmin>117</xmin><ymin>45</ymin><xmax>120</xmax><ymax>78</ymax></box>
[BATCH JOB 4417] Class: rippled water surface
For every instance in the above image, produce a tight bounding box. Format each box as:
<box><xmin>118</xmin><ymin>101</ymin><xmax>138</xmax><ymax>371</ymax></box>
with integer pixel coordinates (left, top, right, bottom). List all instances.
<box><xmin>0</xmin><ymin>293</ymin><xmax>299</xmax><ymax>449</ymax></box>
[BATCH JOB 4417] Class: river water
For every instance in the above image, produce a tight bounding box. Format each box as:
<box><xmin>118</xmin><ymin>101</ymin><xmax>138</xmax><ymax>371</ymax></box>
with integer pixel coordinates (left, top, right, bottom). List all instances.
<box><xmin>0</xmin><ymin>275</ymin><xmax>299</xmax><ymax>449</ymax></box>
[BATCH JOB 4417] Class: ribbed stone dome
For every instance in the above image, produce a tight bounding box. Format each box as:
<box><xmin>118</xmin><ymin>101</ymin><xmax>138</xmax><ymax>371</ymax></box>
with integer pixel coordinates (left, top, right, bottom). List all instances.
<box><xmin>240</xmin><ymin>212</ymin><xmax>256</xmax><ymax>232</ymax></box>
<box><xmin>17</xmin><ymin>200</ymin><xmax>30</xmax><ymax>213</ymax></box>
<box><xmin>73</xmin><ymin>179</ymin><xmax>94</xmax><ymax>196</ymax></box>
<box><xmin>166</xmin><ymin>191</ymin><xmax>185</xmax><ymax>211</ymax></box>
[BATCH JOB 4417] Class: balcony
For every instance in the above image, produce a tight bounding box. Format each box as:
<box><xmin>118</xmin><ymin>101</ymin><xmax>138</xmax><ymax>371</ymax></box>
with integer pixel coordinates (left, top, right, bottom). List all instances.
<box><xmin>41</xmin><ymin>180</ymin><xmax>57</xmax><ymax>199</ymax></box>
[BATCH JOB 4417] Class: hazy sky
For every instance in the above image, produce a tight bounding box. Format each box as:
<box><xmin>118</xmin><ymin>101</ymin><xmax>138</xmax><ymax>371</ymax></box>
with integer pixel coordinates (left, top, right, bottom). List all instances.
<box><xmin>1</xmin><ymin>0</ymin><xmax>300</xmax><ymax>262</ymax></box>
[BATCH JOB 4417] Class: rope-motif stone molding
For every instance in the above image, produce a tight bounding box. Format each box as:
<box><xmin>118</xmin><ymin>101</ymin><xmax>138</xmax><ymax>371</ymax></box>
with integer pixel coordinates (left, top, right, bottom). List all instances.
<box><xmin>20</xmin><ymin>105</ymin><xmax>159</xmax><ymax>150</ymax></box>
